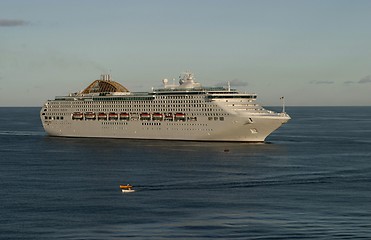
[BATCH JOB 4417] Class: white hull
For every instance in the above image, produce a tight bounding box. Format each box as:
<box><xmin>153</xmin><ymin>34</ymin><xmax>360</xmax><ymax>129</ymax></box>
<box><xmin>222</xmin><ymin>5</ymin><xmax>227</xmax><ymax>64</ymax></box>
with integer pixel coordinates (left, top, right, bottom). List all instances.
<box><xmin>122</xmin><ymin>189</ymin><xmax>135</xmax><ymax>193</ymax></box>
<box><xmin>42</xmin><ymin>114</ymin><xmax>288</xmax><ymax>142</ymax></box>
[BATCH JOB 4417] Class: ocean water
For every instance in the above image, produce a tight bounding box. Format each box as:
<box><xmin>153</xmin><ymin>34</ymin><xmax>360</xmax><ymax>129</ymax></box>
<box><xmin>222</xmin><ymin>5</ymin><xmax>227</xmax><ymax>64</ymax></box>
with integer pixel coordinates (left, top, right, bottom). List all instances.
<box><xmin>1</xmin><ymin>107</ymin><xmax>371</xmax><ymax>239</ymax></box>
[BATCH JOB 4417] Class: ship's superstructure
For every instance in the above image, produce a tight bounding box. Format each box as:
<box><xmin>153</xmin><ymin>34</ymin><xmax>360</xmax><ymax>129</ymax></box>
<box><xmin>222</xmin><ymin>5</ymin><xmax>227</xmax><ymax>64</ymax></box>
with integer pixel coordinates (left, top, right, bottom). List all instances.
<box><xmin>40</xmin><ymin>73</ymin><xmax>290</xmax><ymax>142</ymax></box>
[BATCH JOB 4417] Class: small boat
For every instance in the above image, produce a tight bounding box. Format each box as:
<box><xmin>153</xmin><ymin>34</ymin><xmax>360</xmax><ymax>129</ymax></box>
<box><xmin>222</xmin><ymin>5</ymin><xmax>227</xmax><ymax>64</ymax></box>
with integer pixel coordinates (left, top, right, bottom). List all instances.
<box><xmin>120</xmin><ymin>184</ymin><xmax>135</xmax><ymax>193</ymax></box>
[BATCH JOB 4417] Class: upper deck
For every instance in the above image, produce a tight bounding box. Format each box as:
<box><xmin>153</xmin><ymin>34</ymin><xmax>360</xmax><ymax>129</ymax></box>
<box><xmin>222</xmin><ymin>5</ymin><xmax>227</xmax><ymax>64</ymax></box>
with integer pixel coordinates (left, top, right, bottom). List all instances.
<box><xmin>53</xmin><ymin>73</ymin><xmax>258</xmax><ymax>102</ymax></box>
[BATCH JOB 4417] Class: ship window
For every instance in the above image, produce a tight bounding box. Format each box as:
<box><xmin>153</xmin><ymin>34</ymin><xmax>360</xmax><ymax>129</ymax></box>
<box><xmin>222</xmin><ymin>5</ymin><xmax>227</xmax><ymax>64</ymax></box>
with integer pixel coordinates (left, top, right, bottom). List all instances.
<box><xmin>220</xmin><ymin>117</ymin><xmax>224</xmax><ymax>121</ymax></box>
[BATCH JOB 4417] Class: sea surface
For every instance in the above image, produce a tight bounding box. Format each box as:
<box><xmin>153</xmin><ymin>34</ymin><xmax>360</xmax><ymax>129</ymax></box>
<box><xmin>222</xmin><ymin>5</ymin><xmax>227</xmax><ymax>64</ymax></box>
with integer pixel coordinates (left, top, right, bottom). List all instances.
<box><xmin>1</xmin><ymin>107</ymin><xmax>371</xmax><ymax>239</ymax></box>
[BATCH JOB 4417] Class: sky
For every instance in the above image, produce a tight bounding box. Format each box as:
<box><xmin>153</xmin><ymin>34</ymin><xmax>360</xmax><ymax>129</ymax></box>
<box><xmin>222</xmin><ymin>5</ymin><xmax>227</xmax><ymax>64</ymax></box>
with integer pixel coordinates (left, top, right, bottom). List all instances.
<box><xmin>1</xmin><ymin>0</ymin><xmax>371</xmax><ymax>106</ymax></box>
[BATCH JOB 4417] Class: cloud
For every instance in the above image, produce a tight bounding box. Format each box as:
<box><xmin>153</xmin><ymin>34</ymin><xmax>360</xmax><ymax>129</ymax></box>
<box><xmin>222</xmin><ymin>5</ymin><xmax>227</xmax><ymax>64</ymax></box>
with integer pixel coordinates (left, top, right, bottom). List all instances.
<box><xmin>359</xmin><ymin>75</ymin><xmax>371</xmax><ymax>84</ymax></box>
<box><xmin>310</xmin><ymin>80</ymin><xmax>334</xmax><ymax>84</ymax></box>
<box><xmin>215</xmin><ymin>79</ymin><xmax>248</xmax><ymax>87</ymax></box>
<box><xmin>0</xmin><ymin>19</ymin><xmax>28</xmax><ymax>27</ymax></box>
<box><xmin>343</xmin><ymin>80</ymin><xmax>354</xmax><ymax>84</ymax></box>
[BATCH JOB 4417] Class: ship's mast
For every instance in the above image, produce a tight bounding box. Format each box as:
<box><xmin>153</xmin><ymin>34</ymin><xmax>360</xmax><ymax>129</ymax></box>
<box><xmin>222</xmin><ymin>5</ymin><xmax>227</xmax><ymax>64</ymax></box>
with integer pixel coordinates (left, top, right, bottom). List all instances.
<box><xmin>281</xmin><ymin>96</ymin><xmax>286</xmax><ymax>113</ymax></box>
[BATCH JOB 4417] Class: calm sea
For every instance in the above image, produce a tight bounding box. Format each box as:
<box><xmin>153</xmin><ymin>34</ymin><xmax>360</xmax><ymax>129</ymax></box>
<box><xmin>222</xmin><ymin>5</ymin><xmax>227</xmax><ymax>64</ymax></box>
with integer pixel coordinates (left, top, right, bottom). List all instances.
<box><xmin>1</xmin><ymin>107</ymin><xmax>371</xmax><ymax>239</ymax></box>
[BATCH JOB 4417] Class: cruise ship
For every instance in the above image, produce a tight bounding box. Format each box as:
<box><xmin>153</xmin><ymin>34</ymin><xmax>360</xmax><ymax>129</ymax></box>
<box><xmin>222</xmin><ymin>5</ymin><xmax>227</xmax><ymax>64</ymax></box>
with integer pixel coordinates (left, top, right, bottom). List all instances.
<box><xmin>40</xmin><ymin>73</ymin><xmax>290</xmax><ymax>142</ymax></box>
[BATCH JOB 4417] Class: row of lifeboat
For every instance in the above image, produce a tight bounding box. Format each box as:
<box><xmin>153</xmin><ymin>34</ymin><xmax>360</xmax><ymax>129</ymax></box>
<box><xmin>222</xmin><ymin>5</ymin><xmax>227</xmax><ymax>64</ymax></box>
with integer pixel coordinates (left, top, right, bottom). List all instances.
<box><xmin>72</xmin><ymin>112</ymin><xmax>186</xmax><ymax>121</ymax></box>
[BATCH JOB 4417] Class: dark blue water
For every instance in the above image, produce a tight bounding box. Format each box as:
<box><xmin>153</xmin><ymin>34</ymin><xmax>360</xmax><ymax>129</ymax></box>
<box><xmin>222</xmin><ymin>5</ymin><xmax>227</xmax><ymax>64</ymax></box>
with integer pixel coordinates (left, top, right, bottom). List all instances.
<box><xmin>1</xmin><ymin>107</ymin><xmax>371</xmax><ymax>239</ymax></box>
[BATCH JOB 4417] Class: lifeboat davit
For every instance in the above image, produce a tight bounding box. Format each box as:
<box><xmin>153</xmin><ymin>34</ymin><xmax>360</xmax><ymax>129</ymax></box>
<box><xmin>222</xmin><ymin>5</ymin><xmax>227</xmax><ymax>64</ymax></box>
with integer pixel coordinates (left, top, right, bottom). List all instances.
<box><xmin>164</xmin><ymin>113</ymin><xmax>173</xmax><ymax>121</ymax></box>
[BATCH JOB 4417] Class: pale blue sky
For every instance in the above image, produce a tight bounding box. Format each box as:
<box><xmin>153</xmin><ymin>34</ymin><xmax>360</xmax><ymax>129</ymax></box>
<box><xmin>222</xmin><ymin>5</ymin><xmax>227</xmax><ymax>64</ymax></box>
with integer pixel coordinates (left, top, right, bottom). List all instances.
<box><xmin>1</xmin><ymin>0</ymin><xmax>371</xmax><ymax>106</ymax></box>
